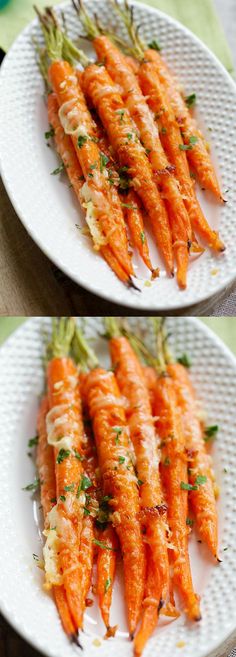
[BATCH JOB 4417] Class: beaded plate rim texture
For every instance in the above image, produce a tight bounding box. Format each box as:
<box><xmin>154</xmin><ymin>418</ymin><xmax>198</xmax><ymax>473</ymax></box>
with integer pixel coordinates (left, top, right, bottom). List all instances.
<box><xmin>0</xmin><ymin>1</ymin><xmax>236</xmax><ymax>311</ymax></box>
<box><xmin>0</xmin><ymin>317</ymin><xmax>236</xmax><ymax>657</ymax></box>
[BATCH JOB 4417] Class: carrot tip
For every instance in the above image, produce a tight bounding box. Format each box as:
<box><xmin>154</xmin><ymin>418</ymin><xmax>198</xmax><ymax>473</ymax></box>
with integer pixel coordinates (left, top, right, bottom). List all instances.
<box><xmin>128</xmin><ymin>277</ymin><xmax>141</xmax><ymax>292</ymax></box>
<box><xmin>70</xmin><ymin>632</ymin><xmax>83</xmax><ymax>649</ymax></box>
<box><xmin>130</xmin><ymin>632</ymin><xmax>134</xmax><ymax>641</ymax></box>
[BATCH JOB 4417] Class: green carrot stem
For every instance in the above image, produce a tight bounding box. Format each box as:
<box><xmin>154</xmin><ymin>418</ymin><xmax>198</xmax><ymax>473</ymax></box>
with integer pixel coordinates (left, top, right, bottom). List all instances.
<box><xmin>47</xmin><ymin>317</ymin><xmax>76</xmax><ymax>360</ymax></box>
<box><xmin>72</xmin><ymin>326</ymin><xmax>99</xmax><ymax>371</ymax></box>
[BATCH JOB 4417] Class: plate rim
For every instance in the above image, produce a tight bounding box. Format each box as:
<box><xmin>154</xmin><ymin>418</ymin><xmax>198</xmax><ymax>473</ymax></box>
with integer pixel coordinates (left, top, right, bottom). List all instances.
<box><xmin>0</xmin><ymin>1</ymin><xmax>236</xmax><ymax>311</ymax></box>
<box><xmin>0</xmin><ymin>316</ymin><xmax>236</xmax><ymax>657</ymax></box>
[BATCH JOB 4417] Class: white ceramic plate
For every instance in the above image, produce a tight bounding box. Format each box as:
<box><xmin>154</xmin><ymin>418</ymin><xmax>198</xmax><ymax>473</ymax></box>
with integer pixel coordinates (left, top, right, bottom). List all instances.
<box><xmin>0</xmin><ymin>317</ymin><xmax>236</xmax><ymax>657</ymax></box>
<box><xmin>0</xmin><ymin>2</ymin><xmax>236</xmax><ymax>311</ymax></box>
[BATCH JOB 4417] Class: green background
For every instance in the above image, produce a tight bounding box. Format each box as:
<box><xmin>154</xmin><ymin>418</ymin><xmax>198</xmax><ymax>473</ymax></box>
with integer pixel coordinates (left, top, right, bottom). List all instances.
<box><xmin>0</xmin><ymin>318</ymin><xmax>235</xmax><ymax>355</ymax></box>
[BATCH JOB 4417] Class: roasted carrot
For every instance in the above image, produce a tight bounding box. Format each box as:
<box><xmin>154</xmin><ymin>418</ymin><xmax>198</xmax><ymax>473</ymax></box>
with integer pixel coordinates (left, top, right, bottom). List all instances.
<box><xmin>48</xmin><ymin>92</ymin><xmax>134</xmax><ymax>286</ymax></box>
<box><xmin>134</xmin><ymin>547</ymin><xmax>159</xmax><ymax>657</ymax></box>
<box><xmin>45</xmin><ymin>318</ymin><xmax>90</xmax><ymax>629</ymax></box>
<box><xmin>96</xmin><ymin>525</ymin><xmax>119</xmax><ymax>631</ymax></box>
<box><xmin>144</xmin><ymin>48</ymin><xmax>222</xmax><ymax>200</ymax></box>
<box><xmin>36</xmin><ymin>8</ymin><xmax>133</xmax><ymax>278</ymax></box>
<box><xmin>153</xmin><ymin>372</ymin><xmax>201</xmax><ymax>621</ymax></box>
<box><xmin>84</xmin><ymin>366</ymin><xmax>146</xmax><ymax>635</ymax></box>
<box><xmin>36</xmin><ymin>395</ymin><xmax>77</xmax><ymax>639</ymax></box>
<box><xmin>167</xmin><ymin>362</ymin><xmax>218</xmax><ymax>557</ymax></box>
<box><xmin>88</xmin><ymin>111</ymin><xmax>153</xmax><ymax>271</ymax></box>
<box><xmin>82</xmin><ymin>63</ymin><xmax>173</xmax><ymax>275</ymax></box>
<box><xmin>138</xmin><ymin>59</ymin><xmax>224</xmax><ymax>252</ymax></box>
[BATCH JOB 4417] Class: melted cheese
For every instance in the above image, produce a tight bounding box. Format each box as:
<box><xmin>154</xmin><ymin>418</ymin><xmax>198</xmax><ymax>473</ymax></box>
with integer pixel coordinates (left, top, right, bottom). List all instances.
<box><xmin>81</xmin><ymin>182</ymin><xmax>107</xmax><ymax>250</ymax></box>
<box><xmin>58</xmin><ymin>100</ymin><xmax>88</xmax><ymax>140</ymax></box>
<box><xmin>43</xmin><ymin>505</ymin><xmax>62</xmax><ymax>589</ymax></box>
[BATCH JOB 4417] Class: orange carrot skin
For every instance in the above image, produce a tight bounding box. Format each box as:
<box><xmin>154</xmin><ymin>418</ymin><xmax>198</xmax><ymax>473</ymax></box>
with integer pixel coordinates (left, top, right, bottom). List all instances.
<box><xmin>48</xmin><ymin>93</ymin><xmax>131</xmax><ymax>286</ymax></box>
<box><xmin>46</xmin><ymin>356</ymin><xmax>87</xmax><ymax>628</ymax></box>
<box><xmin>48</xmin><ymin>60</ymin><xmax>133</xmax><ymax>277</ymax></box>
<box><xmin>36</xmin><ymin>396</ymin><xmax>76</xmax><ymax>637</ymax></box>
<box><xmin>82</xmin><ymin>63</ymin><xmax>173</xmax><ymax>275</ymax></box>
<box><xmin>138</xmin><ymin>60</ymin><xmax>224</xmax><ymax>253</ymax></box>
<box><xmin>134</xmin><ymin>546</ymin><xmax>160</xmax><ymax>657</ymax></box>
<box><xmin>143</xmin><ymin>367</ymin><xmax>157</xmax><ymax>414</ymax></box>
<box><xmin>144</xmin><ymin>49</ymin><xmax>221</xmax><ymax>200</ymax></box>
<box><xmin>167</xmin><ymin>363</ymin><xmax>218</xmax><ymax>557</ymax></box>
<box><xmin>109</xmin><ymin>337</ymin><xmax>169</xmax><ymax>607</ymax></box>
<box><xmin>84</xmin><ymin>367</ymin><xmax>146</xmax><ymax>635</ymax></box>
<box><xmin>153</xmin><ymin>374</ymin><xmax>201</xmax><ymax>621</ymax></box>
<box><xmin>97</xmin><ymin>525</ymin><xmax>118</xmax><ymax>629</ymax></box>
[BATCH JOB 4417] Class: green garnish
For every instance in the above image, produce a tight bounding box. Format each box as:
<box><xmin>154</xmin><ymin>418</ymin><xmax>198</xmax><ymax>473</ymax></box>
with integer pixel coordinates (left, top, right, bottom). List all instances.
<box><xmin>138</xmin><ymin>479</ymin><xmax>144</xmax><ymax>486</ymax></box>
<box><xmin>186</xmin><ymin>517</ymin><xmax>194</xmax><ymax>527</ymax></box>
<box><xmin>93</xmin><ymin>539</ymin><xmax>117</xmax><ymax>551</ymax></box>
<box><xmin>116</xmin><ymin>109</ymin><xmax>125</xmax><ymax>123</ymax></box>
<box><xmin>185</xmin><ymin>93</ymin><xmax>196</xmax><ymax>107</ymax></box>
<box><xmin>189</xmin><ymin>135</ymin><xmax>198</xmax><ymax>144</ymax></box>
<box><xmin>50</xmin><ymin>497</ymin><xmax>57</xmax><ymax>504</ymax></box>
<box><xmin>164</xmin><ymin>456</ymin><xmax>170</xmax><ymax>466</ymax></box>
<box><xmin>84</xmin><ymin>507</ymin><xmax>91</xmax><ymax>516</ymax></box>
<box><xmin>78</xmin><ymin>135</ymin><xmax>88</xmax><ymax>149</ymax></box>
<box><xmin>28</xmin><ymin>436</ymin><xmax>38</xmax><ymax>448</ymax></box>
<box><xmin>121</xmin><ymin>202</ymin><xmax>137</xmax><ymax>210</ymax></box>
<box><xmin>195</xmin><ymin>475</ymin><xmax>207</xmax><ymax>486</ymax></box>
<box><xmin>99</xmin><ymin>151</ymin><xmax>109</xmax><ymax>172</ymax></box>
<box><xmin>22</xmin><ymin>478</ymin><xmax>40</xmax><ymax>492</ymax></box>
<box><xmin>161</xmin><ymin>127</ymin><xmax>167</xmax><ymax>135</ymax></box>
<box><xmin>104</xmin><ymin>577</ymin><xmax>111</xmax><ymax>593</ymax></box>
<box><xmin>181</xmin><ymin>475</ymin><xmax>207</xmax><ymax>491</ymax></box>
<box><xmin>51</xmin><ymin>163</ymin><xmax>64</xmax><ymax>175</ymax></box>
<box><xmin>119</xmin><ymin>456</ymin><xmax>125</xmax><ymax>464</ymax></box>
<box><xmin>177</xmin><ymin>353</ymin><xmax>192</xmax><ymax>368</ymax></box>
<box><xmin>181</xmin><ymin>481</ymin><xmax>198</xmax><ymax>491</ymax></box>
<box><xmin>56</xmin><ymin>448</ymin><xmax>70</xmax><ymax>464</ymax></box>
<box><xmin>77</xmin><ymin>474</ymin><xmax>92</xmax><ymax>497</ymax></box>
<box><xmin>204</xmin><ymin>425</ymin><xmax>219</xmax><ymax>442</ymax></box>
<box><xmin>74</xmin><ymin>450</ymin><xmax>85</xmax><ymax>461</ymax></box>
<box><xmin>45</xmin><ymin>126</ymin><xmax>55</xmax><ymax>140</ymax></box>
<box><xmin>140</xmin><ymin>231</ymin><xmax>146</xmax><ymax>244</ymax></box>
<box><xmin>148</xmin><ymin>40</ymin><xmax>161</xmax><ymax>51</ymax></box>
<box><xmin>64</xmin><ymin>484</ymin><xmax>75</xmax><ymax>492</ymax></box>
<box><xmin>126</xmin><ymin>133</ymin><xmax>133</xmax><ymax>141</ymax></box>
<box><xmin>112</xmin><ymin>426</ymin><xmax>122</xmax><ymax>444</ymax></box>
<box><xmin>33</xmin><ymin>553</ymin><xmax>39</xmax><ymax>561</ymax></box>
<box><xmin>60</xmin><ymin>495</ymin><xmax>66</xmax><ymax>502</ymax></box>
<box><xmin>145</xmin><ymin>148</ymin><xmax>151</xmax><ymax>155</ymax></box>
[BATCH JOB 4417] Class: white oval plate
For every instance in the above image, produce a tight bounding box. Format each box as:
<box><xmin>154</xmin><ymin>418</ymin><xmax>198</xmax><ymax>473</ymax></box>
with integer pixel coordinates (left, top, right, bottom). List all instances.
<box><xmin>0</xmin><ymin>317</ymin><xmax>236</xmax><ymax>657</ymax></box>
<box><xmin>0</xmin><ymin>1</ymin><xmax>236</xmax><ymax>311</ymax></box>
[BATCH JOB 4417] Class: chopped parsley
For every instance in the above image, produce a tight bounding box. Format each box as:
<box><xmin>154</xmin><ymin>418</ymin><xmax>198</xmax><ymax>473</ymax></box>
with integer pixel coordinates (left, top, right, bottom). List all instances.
<box><xmin>164</xmin><ymin>456</ymin><xmax>170</xmax><ymax>466</ymax></box>
<box><xmin>64</xmin><ymin>484</ymin><xmax>75</xmax><ymax>492</ymax></box>
<box><xmin>33</xmin><ymin>553</ymin><xmax>39</xmax><ymax>561</ymax></box>
<box><xmin>99</xmin><ymin>151</ymin><xmax>109</xmax><ymax>172</ymax></box>
<box><xmin>116</xmin><ymin>109</ymin><xmax>125</xmax><ymax>123</ymax></box>
<box><xmin>84</xmin><ymin>507</ymin><xmax>91</xmax><ymax>516</ymax></box>
<box><xmin>181</xmin><ymin>475</ymin><xmax>207</xmax><ymax>491</ymax></box>
<box><xmin>204</xmin><ymin>425</ymin><xmax>219</xmax><ymax>442</ymax></box>
<box><xmin>161</xmin><ymin>127</ymin><xmax>167</xmax><ymax>135</ymax></box>
<box><xmin>140</xmin><ymin>231</ymin><xmax>146</xmax><ymax>244</ymax></box>
<box><xmin>93</xmin><ymin>539</ymin><xmax>117</xmax><ymax>551</ymax></box>
<box><xmin>78</xmin><ymin>135</ymin><xmax>88</xmax><ymax>148</ymax></box>
<box><xmin>44</xmin><ymin>125</ymin><xmax>55</xmax><ymax>140</ymax></box>
<box><xmin>60</xmin><ymin>495</ymin><xmax>66</xmax><ymax>502</ymax></box>
<box><xmin>138</xmin><ymin>479</ymin><xmax>144</xmax><ymax>486</ymax></box>
<box><xmin>90</xmin><ymin>135</ymin><xmax>99</xmax><ymax>143</ymax></box>
<box><xmin>77</xmin><ymin>474</ymin><xmax>92</xmax><ymax>497</ymax></box>
<box><xmin>22</xmin><ymin>477</ymin><xmax>40</xmax><ymax>492</ymax></box>
<box><xmin>121</xmin><ymin>202</ymin><xmax>137</xmax><ymax>210</ymax></box>
<box><xmin>185</xmin><ymin>93</ymin><xmax>196</xmax><ymax>107</ymax></box>
<box><xmin>189</xmin><ymin>135</ymin><xmax>198</xmax><ymax>145</ymax></box>
<box><xmin>56</xmin><ymin>448</ymin><xmax>71</xmax><ymax>464</ymax></box>
<box><xmin>126</xmin><ymin>133</ymin><xmax>133</xmax><ymax>141</ymax></box>
<box><xmin>104</xmin><ymin>577</ymin><xmax>111</xmax><ymax>593</ymax></box>
<box><xmin>179</xmin><ymin>135</ymin><xmax>198</xmax><ymax>151</ymax></box>
<box><xmin>119</xmin><ymin>456</ymin><xmax>125</xmax><ymax>464</ymax></box>
<box><xmin>186</xmin><ymin>517</ymin><xmax>194</xmax><ymax>527</ymax></box>
<box><xmin>28</xmin><ymin>435</ymin><xmax>38</xmax><ymax>448</ymax></box>
<box><xmin>177</xmin><ymin>353</ymin><xmax>192</xmax><ymax>368</ymax></box>
<box><xmin>145</xmin><ymin>148</ymin><xmax>151</xmax><ymax>155</ymax></box>
<box><xmin>51</xmin><ymin>163</ymin><xmax>64</xmax><ymax>175</ymax></box>
<box><xmin>195</xmin><ymin>475</ymin><xmax>207</xmax><ymax>486</ymax></box>
<box><xmin>112</xmin><ymin>426</ymin><xmax>122</xmax><ymax>444</ymax></box>
<box><xmin>50</xmin><ymin>497</ymin><xmax>57</xmax><ymax>504</ymax></box>
<box><xmin>148</xmin><ymin>39</ymin><xmax>161</xmax><ymax>52</ymax></box>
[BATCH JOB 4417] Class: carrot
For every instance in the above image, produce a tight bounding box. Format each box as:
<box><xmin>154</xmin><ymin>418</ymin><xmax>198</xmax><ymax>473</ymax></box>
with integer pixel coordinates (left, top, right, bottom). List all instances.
<box><xmin>86</xmin><ymin>113</ymin><xmax>153</xmax><ymax>271</ymax></box>
<box><xmin>138</xmin><ymin>59</ymin><xmax>224</xmax><ymax>252</ymax></box>
<box><xmin>84</xmin><ymin>366</ymin><xmax>146</xmax><ymax>635</ymax></box>
<box><xmin>36</xmin><ymin>8</ymin><xmax>133</xmax><ymax>278</ymax></box>
<box><xmin>167</xmin><ymin>362</ymin><xmax>218</xmax><ymax>557</ymax></box>
<box><xmin>143</xmin><ymin>366</ymin><xmax>157</xmax><ymax>414</ymax></box>
<box><xmin>36</xmin><ymin>395</ymin><xmax>78</xmax><ymax>640</ymax></box>
<box><xmin>82</xmin><ymin>63</ymin><xmax>173</xmax><ymax>275</ymax></box>
<box><xmin>45</xmin><ymin>318</ymin><xmax>91</xmax><ymax>630</ymax></box>
<box><xmin>153</xmin><ymin>372</ymin><xmax>201</xmax><ymax>621</ymax></box>
<box><xmin>134</xmin><ymin>547</ymin><xmax>159</xmax><ymax>657</ymax></box>
<box><xmin>96</xmin><ymin>525</ymin><xmax>118</xmax><ymax>631</ymax></box>
<box><xmin>47</xmin><ymin>92</ymin><xmax>134</xmax><ymax>286</ymax></box>
<box><xmin>144</xmin><ymin>48</ymin><xmax>222</xmax><ymax>200</ymax></box>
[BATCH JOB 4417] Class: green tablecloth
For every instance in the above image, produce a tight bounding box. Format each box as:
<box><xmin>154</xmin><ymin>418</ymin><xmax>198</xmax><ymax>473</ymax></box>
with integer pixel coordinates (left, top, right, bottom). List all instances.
<box><xmin>0</xmin><ymin>318</ymin><xmax>235</xmax><ymax>355</ymax></box>
<box><xmin>0</xmin><ymin>0</ymin><xmax>233</xmax><ymax>73</ymax></box>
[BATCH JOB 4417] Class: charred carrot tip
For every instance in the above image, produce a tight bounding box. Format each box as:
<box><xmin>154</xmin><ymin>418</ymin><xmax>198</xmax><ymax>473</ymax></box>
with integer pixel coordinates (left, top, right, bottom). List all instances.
<box><xmin>128</xmin><ymin>277</ymin><xmax>141</xmax><ymax>292</ymax></box>
<box><xmin>70</xmin><ymin>632</ymin><xmax>83</xmax><ymax>649</ymax></box>
<box><xmin>130</xmin><ymin>632</ymin><xmax>134</xmax><ymax>641</ymax></box>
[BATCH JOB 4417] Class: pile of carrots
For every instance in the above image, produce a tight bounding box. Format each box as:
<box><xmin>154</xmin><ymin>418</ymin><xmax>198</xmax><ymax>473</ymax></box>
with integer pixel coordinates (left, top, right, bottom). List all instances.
<box><xmin>35</xmin><ymin>2</ymin><xmax>225</xmax><ymax>291</ymax></box>
<box><xmin>27</xmin><ymin>317</ymin><xmax>219</xmax><ymax>656</ymax></box>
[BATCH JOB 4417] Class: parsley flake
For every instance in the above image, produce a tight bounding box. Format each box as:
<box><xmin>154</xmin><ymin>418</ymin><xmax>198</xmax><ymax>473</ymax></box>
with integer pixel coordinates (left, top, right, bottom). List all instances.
<box><xmin>56</xmin><ymin>448</ymin><xmax>70</xmax><ymax>464</ymax></box>
<box><xmin>77</xmin><ymin>474</ymin><xmax>92</xmax><ymax>497</ymax></box>
<box><xmin>45</xmin><ymin>126</ymin><xmax>55</xmax><ymax>140</ymax></box>
<box><xmin>51</xmin><ymin>163</ymin><xmax>64</xmax><ymax>175</ymax></box>
<box><xmin>22</xmin><ymin>478</ymin><xmax>40</xmax><ymax>492</ymax></box>
<box><xmin>99</xmin><ymin>151</ymin><xmax>109</xmax><ymax>172</ymax></box>
<box><xmin>186</xmin><ymin>517</ymin><xmax>194</xmax><ymax>527</ymax></box>
<box><xmin>28</xmin><ymin>436</ymin><xmax>38</xmax><ymax>448</ymax></box>
<box><xmin>78</xmin><ymin>135</ymin><xmax>88</xmax><ymax>148</ymax></box>
<box><xmin>93</xmin><ymin>539</ymin><xmax>117</xmax><ymax>551</ymax></box>
<box><xmin>177</xmin><ymin>353</ymin><xmax>192</xmax><ymax>368</ymax></box>
<box><xmin>140</xmin><ymin>231</ymin><xmax>146</xmax><ymax>244</ymax></box>
<box><xmin>185</xmin><ymin>93</ymin><xmax>196</xmax><ymax>107</ymax></box>
<box><xmin>204</xmin><ymin>425</ymin><xmax>219</xmax><ymax>442</ymax></box>
<box><xmin>148</xmin><ymin>40</ymin><xmax>161</xmax><ymax>51</ymax></box>
<box><xmin>105</xmin><ymin>577</ymin><xmax>111</xmax><ymax>593</ymax></box>
<box><xmin>119</xmin><ymin>456</ymin><xmax>125</xmax><ymax>464</ymax></box>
